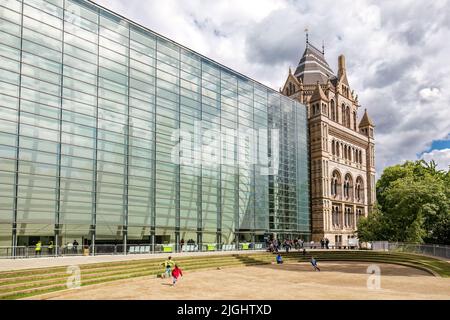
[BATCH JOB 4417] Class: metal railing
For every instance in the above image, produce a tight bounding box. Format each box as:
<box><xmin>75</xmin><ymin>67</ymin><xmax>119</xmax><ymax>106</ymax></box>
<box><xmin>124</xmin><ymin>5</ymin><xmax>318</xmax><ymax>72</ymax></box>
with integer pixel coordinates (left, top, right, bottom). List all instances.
<box><xmin>0</xmin><ymin>242</ymin><xmax>269</xmax><ymax>259</ymax></box>
<box><xmin>385</xmin><ymin>242</ymin><xmax>450</xmax><ymax>259</ymax></box>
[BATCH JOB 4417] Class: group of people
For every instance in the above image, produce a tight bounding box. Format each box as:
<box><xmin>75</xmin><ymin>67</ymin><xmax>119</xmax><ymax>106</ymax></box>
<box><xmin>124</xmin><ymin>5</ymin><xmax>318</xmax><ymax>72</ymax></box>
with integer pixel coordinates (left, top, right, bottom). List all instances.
<box><xmin>267</xmin><ymin>238</ymin><xmax>306</xmax><ymax>253</ymax></box>
<box><xmin>179</xmin><ymin>238</ymin><xmax>196</xmax><ymax>250</ymax></box>
<box><xmin>267</xmin><ymin>237</ymin><xmax>331</xmax><ymax>252</ymax></box>
<box><xmin>34</xmin><ymin>240</ymin><xmax>54</xmax><ymax>255</ymax></box>
<box><xmin>34</xmin><ymin>240</ymin><xmax>80</xmax><ymax>256</ymax></box>
<box><xmin>320</xmin><ymin>238</ymin><xmax>330</xmax><ymax>249</ymax></box>
<box><xmin>161</xmin><ymin>256</ymin><xmax>183</xmax><ymax>286</ymax></box>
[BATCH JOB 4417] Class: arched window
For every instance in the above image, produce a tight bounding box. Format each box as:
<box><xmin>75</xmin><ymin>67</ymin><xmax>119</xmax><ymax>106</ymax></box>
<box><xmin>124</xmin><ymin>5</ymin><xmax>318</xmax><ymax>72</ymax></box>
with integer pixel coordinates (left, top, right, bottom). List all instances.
<box><xmin>344</xmin><ymin>173</ymin><xmax>353</xmax><ymax>199</ymax></box>
<box><xmin>331</xmin><ymin>170</ymin><xmax>341</xmax><ymax>197</ymax></box>
<box><xmin>336</xmin><ymin>143</ymin><xmax>340</xmax><ymax>157</ymax></box>
<box><xmin>345</xmin><ymin>207</ymin><xmax>353</xmax><ymax>227</ymax></box>
<box><xmin>359</xmin><ymin>150</ymin><xmax>362</xmax><ymax>164</ymax></box>
<box><xmin>332</xmin><ymin>206</ymin><xmax>340</xmax><ymax>227</ymax></box>
<box><xmin>353</xmin><ymin>111</ymin><xmax>357</xmax><ymax>131</ymax></box>
<box><xmin>331</xmin><ymin>140</ymin><xmax>335</xmax><ymax>155</ymax></box>
<box><xmin>331</xmin><ymin>100</ymin><xmax>335</xmax><ymax>121</ymax></box>
<box><xmin>341</xmin><ymin>104</ymin><xmax>346</xmax><ymax>126</ymax></box>
<box><xmin>344</xmin><ymin>145</ymin><xmax>347</xmax><ymax>160</ymax></box>
<box><xmin>346</xmin><ymin>106</ymin><xmax>350</xmax><ymax>128</ymax></box>
<box><xmin>355</xmin><ymin>176</ymin><xmax>364</xmax><ymax>202</ymax></box>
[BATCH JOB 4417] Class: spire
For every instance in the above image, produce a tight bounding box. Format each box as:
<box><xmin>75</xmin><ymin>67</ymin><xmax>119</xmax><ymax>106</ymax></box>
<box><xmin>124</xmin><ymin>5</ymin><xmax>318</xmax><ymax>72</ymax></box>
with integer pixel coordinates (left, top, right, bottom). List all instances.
<box><xmin>305</xmin><ymin>28</ymin><xmax>309</xmax><ymax>48</ymax></box>
<box><xmin>338</xmin><ymin>54</ymin><xmax>349</xmax><ymax>85</ymax></box>
<box><xmin>294</xmin><ymin>37</ymin><xmax>334</xmax><ymax>85</ymax></box>
<box><xmin>359</xmin><ymin>109</ymin><xmax>375</xmax><ymax>127</ymax></box>
<box><xmin>310</xmin><ymin>81</ymin><xmax>328</xmax><ymax>102</ymax></box>
<box><xmin>322</xmin><ymin>40</ymin><xmax>325</xmax><ymax>55</ymax></box>
<box><xmin>289</xmin><ymin>66</ymin><xmax>292</xmax><ymax>75</ymax></box>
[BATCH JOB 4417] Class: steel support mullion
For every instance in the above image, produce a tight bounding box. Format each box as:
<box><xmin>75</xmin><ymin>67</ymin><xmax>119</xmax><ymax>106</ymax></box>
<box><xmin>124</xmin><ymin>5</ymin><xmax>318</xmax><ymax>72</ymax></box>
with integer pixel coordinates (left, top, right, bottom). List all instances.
<box><xmin>11</xmin><ymin>0</ymin><xmax>25</xmax><ymax>257</ymax></box>
<box><xmin>151</xmin><ymin>40</ymin><xmax>157</xmax><ymax>250</ymax></box>
<box><xmin>196</xmin><ymin>60</ymin><xmax>203</xmax><ymax>248</ymax></box>
<box><xmin>235</xmin><ymin>78</ymin><xmax>240</xmax><ymax>248</ymax></box>
<box><xmin>251</xmin><ymin>83</ymin><xmax>256</xmax><ymax>244</ymax></box>
<box><xmin>55</xmin><ymin>1</ymin><xmax>66</xmax><ymax>255</ymax></box>
<box><xmin>175</xmin><ymin>47</ymin><xmax>181</xmax><ymax>252</ymax></box>
<box><xmin>91</xmin><ymin>9</ymin><xmax>101</xmax><ymax>255</ymax></box>
<box><xmin>123</xmin><ymin>26</ymin><xmax>131</xmax><ymax>254</ymax></box>
<box><xmin>216</xmin><ymin>69</ymin><xmax>222</xmax><ymax>247</ymax></box>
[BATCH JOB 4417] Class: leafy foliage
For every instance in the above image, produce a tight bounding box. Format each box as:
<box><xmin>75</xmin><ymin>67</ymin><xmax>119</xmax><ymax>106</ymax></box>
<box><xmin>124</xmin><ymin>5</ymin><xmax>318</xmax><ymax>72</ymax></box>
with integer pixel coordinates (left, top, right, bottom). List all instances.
<box><xmin>357</xmin><ymin>160</ymin><xmax>450</xmax><ymax>244</ymax></box>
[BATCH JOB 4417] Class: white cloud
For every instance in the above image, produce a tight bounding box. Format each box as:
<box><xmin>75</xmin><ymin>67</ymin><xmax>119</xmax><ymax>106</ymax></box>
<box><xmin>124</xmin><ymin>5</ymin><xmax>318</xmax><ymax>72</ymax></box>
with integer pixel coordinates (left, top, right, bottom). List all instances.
<box><xmin>421</xmin><ymin>149</ymin><xmax>450</xmax><ymax>170</ymax></box>
<box><xmin>419</xmin><ymin>87</ymin><xmax>441</xmax><ymax>101</ymax></box>
<box><xmin>92</xmin><ymin>0</ymin><xmax>450</xmax><ymax>175</ymax></box>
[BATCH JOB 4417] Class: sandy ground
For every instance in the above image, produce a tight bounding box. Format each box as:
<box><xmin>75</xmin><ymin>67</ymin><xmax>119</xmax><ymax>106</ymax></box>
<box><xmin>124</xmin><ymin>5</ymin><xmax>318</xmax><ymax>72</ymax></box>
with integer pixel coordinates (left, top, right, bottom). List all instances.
<box><xmin>27</xmin><ymin>262</ymin><xmax>450</xmax><ymax>300</ymax></box>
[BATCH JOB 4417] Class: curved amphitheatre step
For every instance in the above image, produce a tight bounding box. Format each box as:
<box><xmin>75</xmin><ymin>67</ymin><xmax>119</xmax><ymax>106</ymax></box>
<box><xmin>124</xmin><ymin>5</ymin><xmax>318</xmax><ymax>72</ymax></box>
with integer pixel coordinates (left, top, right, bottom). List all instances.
<box><xmin>0</xmin><ymin>255</ymin><xmax>262</xmax><ymax>284</ymax></box>
<box><xmin>0</xmin><ymin>257</ymin><xmax>271</xmax><ymax>291</ymax></box>
<box><xmin>0</xmin><ymin>251</ymin><xmax>448</xmax><ymax>300</ymax></box>
<box><xmin>0</xmin><ymin>256</ymin><xmax>270</xmax><ymax>293</ymax></box>
<box><xmin>0</xmin><ymin>253</ymin><xmax>268</xmax><ymax>278</ymax></box>
<box><xmin>0</xmin><ymin>254</ymin><xmax>259</xmax><ymax>281</ymax></box>
<box><xmin>0</xmin><ymin>259</ymin><xmax>269</xmax><ymax>300</ymax></box>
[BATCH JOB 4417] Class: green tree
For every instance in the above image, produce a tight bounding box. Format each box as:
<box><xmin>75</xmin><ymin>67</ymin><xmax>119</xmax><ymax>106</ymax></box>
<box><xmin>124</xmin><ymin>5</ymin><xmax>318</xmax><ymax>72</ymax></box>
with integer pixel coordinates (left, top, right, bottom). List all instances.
<box><xmin>358</xmin><ymin>160</ymin><xmax>450</xmax><ymax>244</ymax></box>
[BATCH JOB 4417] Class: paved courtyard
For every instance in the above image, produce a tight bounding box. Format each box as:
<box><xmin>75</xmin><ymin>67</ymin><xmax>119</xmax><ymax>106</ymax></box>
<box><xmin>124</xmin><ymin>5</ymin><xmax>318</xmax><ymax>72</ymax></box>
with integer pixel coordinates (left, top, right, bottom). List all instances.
<box><xmin>26</xmin><ymin>262</ymin><xmax>450</xmax><ymax>300</ymax></box>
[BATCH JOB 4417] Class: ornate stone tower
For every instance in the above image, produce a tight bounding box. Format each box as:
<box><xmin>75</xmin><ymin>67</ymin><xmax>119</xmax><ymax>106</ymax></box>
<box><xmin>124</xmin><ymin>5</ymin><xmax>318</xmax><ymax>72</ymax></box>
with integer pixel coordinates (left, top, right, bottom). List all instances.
<box><xmin>281</xmin><ymin>36</ymin><xmax>376</xmax><ymax>246</ymax></box>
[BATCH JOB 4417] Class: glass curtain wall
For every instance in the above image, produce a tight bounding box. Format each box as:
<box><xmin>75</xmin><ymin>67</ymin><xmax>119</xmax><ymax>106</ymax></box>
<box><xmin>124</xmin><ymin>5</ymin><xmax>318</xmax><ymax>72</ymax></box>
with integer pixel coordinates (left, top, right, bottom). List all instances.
<box><xmin>0</xmin><ymin>0</ymin><xmax>310</xmax><ymax>249</ymax></box>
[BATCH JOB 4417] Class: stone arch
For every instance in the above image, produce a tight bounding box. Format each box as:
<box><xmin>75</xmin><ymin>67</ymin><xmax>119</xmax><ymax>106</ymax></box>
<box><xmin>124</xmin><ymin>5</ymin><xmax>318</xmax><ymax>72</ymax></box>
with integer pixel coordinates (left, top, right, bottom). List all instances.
<box><xmin>345</xmin><ymin>106</ymin><xmax>350</xmax><ymax>128</ymax></box>
<box><xmin>331</xmin><ymin>169</ymin><xmax>342</xmax><ymax>197</ymax></box>
<box><xmin>343</xmin><ymin>173</ymin><xmax>353</xmax><ymax>199</ymax></box>
<box><xmin>355</xmin><ymin>176</ymin><xmax>364</xmax><ymax>202</ymax></box>
<box><xmin>331</xmin><ymin>99</ymin><xmax>335</xmax><ymax>121</ymax></box>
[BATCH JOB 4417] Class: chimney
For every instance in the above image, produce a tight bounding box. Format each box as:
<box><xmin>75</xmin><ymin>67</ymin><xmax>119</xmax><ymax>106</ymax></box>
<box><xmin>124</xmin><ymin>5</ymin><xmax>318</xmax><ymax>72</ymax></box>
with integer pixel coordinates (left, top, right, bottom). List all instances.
<box><xmin>338</xmin><ymin>54</ymin><xmax>346</xmax><ymax>78</ymax></box>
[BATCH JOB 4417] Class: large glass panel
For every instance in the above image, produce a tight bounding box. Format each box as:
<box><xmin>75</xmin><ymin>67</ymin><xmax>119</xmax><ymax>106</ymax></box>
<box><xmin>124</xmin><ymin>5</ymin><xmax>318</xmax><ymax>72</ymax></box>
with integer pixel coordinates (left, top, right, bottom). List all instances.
<box><xmin>0</xmin><ymin>0</ymin><xmax>310</xmax><ymax>248</ymax></box>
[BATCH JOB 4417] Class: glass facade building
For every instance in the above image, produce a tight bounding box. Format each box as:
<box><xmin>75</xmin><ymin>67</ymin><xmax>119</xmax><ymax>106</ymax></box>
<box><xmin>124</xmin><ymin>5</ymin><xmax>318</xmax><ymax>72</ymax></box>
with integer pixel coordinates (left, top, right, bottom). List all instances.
<box><xmin>0</xmin><ymin>0</ymin><xmax>309</xmax><ymax>249</ymax></box>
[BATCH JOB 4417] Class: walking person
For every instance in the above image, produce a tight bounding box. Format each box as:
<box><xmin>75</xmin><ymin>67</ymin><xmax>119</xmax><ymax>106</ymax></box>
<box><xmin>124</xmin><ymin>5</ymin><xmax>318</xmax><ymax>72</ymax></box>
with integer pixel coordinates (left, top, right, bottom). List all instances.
<box><xmin>35</xmin><ymin>240</ymin><xmax>42</xmax><ymax>256</ymax></box>
<box><xmin>284</xmin><ymin>239</ymin><xmax>290</xmax><ymax>253</ymax></box>
<box><xmin>72</xmin><ymin>240</ymin><xmax>79</xmax><ymax>254</ymax></box>
<box><xmin>161</xmin><ymin>256</ymin><xmax>175</xmax><ymax>278</ymax></box>
<box><xmin>48</xmin><ymin>241</ymin><xmax>54</xmax><ymax>256</ymax></box>
<box><xmin>311</xmin><ymin>256</ymin><xmax>320</xmax><ymax>271</ymax></box>
<box><xmin>171</xmin><ymin>265</ymin><xmax>183</xmax><ymax>286</ymax></box>
<box><xmin>180</xmin><ymin>238</ymin><xmax>185</xmax><ymax>252</ymax></box>
<box><xmin>325</xmin><ymin>238</ymin><xmax>330</xmax><ymax>250</ymax></box>
<box><xmin>320</xmin><ymin>238</ymin><xmax>324</xmax><ymax>249</ymax></box>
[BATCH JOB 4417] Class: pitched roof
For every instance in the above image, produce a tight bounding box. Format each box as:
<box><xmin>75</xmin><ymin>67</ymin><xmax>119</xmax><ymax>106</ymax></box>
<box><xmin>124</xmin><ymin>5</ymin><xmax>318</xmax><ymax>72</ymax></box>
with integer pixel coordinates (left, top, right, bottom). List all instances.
<box><xmin>310</xmin><ymin>82</ymin><xmax>328</xmax><ymax>102</ymax></box>
<box><xmin>294</xmin><ymin>43</ymin><xmax>335</xmax><ymax>85</ymax></box>
<box><xmin>359</xmin><ymin>109</ymin><xmax>375</xmax><ymax>127</ymax></box>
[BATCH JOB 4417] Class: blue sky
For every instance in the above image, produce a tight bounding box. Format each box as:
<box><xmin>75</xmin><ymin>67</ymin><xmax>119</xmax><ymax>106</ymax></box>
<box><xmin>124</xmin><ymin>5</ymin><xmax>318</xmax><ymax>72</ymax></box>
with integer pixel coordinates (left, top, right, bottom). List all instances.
<box><xmin>93</xmin><ymin>0</ymin><xmax>450</xmax><ymax>172</ymax></box>
<box><xmin>422</xmin><ymin>137</ymin><xmax>450</xmax><ymax>154</ymax></box>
